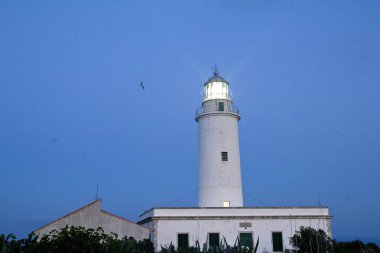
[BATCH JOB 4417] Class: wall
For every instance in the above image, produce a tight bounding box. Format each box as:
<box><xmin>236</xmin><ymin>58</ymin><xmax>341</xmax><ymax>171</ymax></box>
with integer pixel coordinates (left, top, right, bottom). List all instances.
<box><xmin>198</xmin><ymin>110</ymin><xmax>243</xmax><ymax>207</ymax></box>
<box><xmin>139</xmin><ymin>207</ymin><xmax>331</xmax><ymax>252</ymax></box>
<box><xmin>35</xmin><ymin>200</ymin><xmax>149</xmax><ymax>241</ymax></box>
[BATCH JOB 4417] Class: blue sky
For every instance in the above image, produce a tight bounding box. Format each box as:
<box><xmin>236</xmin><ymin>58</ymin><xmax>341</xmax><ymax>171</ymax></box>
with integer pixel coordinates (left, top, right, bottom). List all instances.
<box><xmin>1</xmin><ymin>0</ymin><xmax>379</xmax><ymax>243</ymax></box>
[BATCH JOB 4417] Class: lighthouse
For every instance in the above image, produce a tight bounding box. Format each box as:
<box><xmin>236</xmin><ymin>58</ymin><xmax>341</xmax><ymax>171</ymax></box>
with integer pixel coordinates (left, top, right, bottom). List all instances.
<box><xmin>139</xmin><ymin>68</ymin><xmax>331</xmax><ymax>251</ymax></box>
<box><xmin>195</xmin><ymin>69</ymin><xmax>244</xmax><ymax>207</ymax></box>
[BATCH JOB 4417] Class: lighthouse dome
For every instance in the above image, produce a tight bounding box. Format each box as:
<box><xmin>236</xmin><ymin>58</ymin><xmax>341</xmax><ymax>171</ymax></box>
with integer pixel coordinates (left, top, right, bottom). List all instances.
<box><xmin>206</xmin><ymin>71</ymin><xmax>228</xmax><ymax>83</ymax></box>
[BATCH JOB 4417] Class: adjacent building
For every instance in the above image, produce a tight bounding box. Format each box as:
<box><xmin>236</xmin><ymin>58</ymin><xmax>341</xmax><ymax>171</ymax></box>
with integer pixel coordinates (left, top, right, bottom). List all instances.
<box><xmin>34</xmin><ymin>200</ymin><xmax>149</xmax><ymax>241</ymax></box>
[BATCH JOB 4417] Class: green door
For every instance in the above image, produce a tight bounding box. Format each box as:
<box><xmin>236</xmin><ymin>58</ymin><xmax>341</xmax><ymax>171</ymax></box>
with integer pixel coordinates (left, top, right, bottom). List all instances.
<box><xmin>209</xmin><ymin>233</ymin><xmax>220</xmax><ymax>248</ymax></box>
<box><xmin>240</xmin><ymin>233</ymin><xmax>253</xmax><ymax>252</ymax></box>
<box><xmin>177</xmin><ymin>233</ymin><xmax>189</xmax><ymax>249</ymax></box>
<box><xmin>272</xmin><ymin>232</ymin><xmax>283</xmax><ymax>252</ymax></box>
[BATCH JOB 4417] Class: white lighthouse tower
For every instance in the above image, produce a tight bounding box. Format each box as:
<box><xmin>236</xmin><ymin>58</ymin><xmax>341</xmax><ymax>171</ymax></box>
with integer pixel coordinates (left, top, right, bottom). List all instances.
<box><xmin>195</xmin><ymin>69</ymin><xmax>244</xmax><ymax>207</ymax></box>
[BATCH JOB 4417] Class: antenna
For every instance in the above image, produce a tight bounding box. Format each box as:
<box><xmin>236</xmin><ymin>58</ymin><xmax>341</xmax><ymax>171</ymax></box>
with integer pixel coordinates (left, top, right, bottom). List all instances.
<box><xmin>95</xmin><ymin>184</ymin><xmax>99</xmax><ymax>201</ymax></box>
<box><xmin>211</xmin><ymin>64</ymin><xmax>219</xmax><ymax>76</ymax></box>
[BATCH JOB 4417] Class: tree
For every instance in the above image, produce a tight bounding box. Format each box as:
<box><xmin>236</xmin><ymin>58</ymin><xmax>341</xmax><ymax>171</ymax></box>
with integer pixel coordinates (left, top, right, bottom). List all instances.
<box><xmin>334</xmin><ymin>240</ymin><xmax>380</xmax><ymax>253</ymax></box>
<box><xmin>290</xmin><ymin>226</ymin><xmax>333</xmax><ymax>253</ymax></box>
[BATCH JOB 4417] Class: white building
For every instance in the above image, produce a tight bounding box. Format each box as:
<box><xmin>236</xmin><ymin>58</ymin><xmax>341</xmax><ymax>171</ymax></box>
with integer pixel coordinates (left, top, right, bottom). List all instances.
<box><xmin>34</xmin><ymin>200</ymin><xmax>149</xmax><ymax>241</ymax></box>
<box><xmin>138</xmin><ymin>70</ymin><xmax>332</xmax><ymax>252</ymax></box>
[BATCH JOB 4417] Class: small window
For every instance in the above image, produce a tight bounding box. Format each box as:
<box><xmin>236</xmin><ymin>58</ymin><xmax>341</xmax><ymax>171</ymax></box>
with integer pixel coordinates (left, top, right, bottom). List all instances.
<box><xmin>209</xmin><ymin>233</ymin><xmax>219</xmax><ymax>248</ymax></box>
<box><xmin>240</xmin><ymin>233</ymin><xmax>253</xmax><ymax>251</ymax></box>
<box><xmin>218</xmin><ymin>102</ymin><xmax>224</xmax><ymax>111</ymax></box>
<box><xmin>177</xmin><ymin>233</ymin><xmax>189</xmax><ymax>249</ymax></box>
<box><xmin>272</xmin><ymin>232</ymin><xmax>283</xmax><ymax>252</ymax></box>
<box><xmin>221</xmin><ymin>152</ymin><xmax>228</xmax><ymax>161</ymax></box>
<box><xmin>223</xmin><ymin>201</ymin><xmax>230</xmax><ymax>207</ymax></box>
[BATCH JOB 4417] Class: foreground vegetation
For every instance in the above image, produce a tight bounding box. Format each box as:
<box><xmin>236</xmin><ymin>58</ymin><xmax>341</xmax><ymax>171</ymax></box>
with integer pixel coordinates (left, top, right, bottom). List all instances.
<box><xmin>0</xmin><ymin>226</ymin><xmax>153</xmax><ymax>253</ymax></box>
<box><xmin>290</xmin><ymin>226</ymin><xmax>380</xmax><ymax>253</ymax></box>
<box><xmin>1</xmin><ymin>226</ymin><xmax>379</xmax><ymax>253</ymax></box>
<box><xmin>161</xmin><ymin>236</ymin><xmax>259</xmax><ymax>253</ymax></box>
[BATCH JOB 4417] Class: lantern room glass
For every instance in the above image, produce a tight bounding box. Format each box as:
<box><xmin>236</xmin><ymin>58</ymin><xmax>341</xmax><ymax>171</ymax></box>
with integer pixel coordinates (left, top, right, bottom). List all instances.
<box><xmin>204</xmin><ymin>81</ymin><xmax>230</xmax><ymax>101</ymax></box>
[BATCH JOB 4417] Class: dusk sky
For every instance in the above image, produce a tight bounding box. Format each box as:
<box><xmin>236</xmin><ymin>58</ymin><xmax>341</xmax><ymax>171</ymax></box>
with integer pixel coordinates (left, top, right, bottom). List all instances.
<box><xmin>1</xmin><ymin>0</ymin><xmax>379</xmax><ymax>244</ymax></box>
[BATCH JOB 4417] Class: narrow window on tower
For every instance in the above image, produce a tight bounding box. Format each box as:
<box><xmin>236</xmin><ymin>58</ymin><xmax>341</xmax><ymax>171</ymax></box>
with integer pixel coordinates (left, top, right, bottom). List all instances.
<box><xmin>221</xmin><ymin>152</ymin><xmax>228</xmax><ymax>161</ymax></box>
<box><xmin>218</xmin><ymin>102</ymin><xmax>224</xmax><ymax>111</ymax></box>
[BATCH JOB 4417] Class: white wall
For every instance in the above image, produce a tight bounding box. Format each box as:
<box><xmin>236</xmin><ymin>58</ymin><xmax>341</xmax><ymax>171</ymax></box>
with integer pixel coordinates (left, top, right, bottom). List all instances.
<box><xmin>35</xmin><ymin>200</ymin><xmax>149</xmax><ymax>241</ymax></box>
<box><xmin>139</xmin><ymin>207</ymin><xmax>331</xmax><ymax>252</ymax></box>
<box><xmin>154</xmin><ymin>217</ymin><xmax>330</xmax><ymax>252</ymax></box>
<box><xmin>197</xmin><ymin>99</ymin><xmax>243</xmax><ymax>207</ymax></box>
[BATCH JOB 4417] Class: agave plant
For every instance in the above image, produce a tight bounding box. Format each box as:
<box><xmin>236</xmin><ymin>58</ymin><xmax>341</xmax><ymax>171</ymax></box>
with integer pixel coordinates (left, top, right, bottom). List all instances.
<box><xmin>161</xmin><ymin>242</ymin><xmax>176</xmax><ymax>253</ymax></box>
<box><xmin>233</xmin><ymin>235</ymin><xmax>259</xmax><ymax>253</ymax></box>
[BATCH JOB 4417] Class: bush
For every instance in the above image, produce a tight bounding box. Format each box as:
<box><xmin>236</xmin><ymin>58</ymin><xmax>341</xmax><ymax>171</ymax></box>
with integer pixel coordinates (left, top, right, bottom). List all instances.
<box><xmin>334</xmin><ymin>240</ymin><xmax>380</xmax><ymax>253</ymax></box>
<box><xmin>0</xmin><ymin>226</ymin><xmax>154</xmax><ymax>253</ymax></box>
<box><xmin>289</xmin><ymin>227</ymin><xmax>380</xmax><ymax>253</ymax></box>
<box><xmin>290</xmin><ymin>226</ymin><xmax>334</xmax><ymax>253</ymax></box>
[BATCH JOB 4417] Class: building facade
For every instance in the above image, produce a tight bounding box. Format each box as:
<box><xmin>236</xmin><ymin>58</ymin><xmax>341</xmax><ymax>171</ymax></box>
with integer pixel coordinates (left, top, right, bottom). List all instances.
<box><xmin>139</xmin><ymin>207</ymin><xmax>331</xmax><ymax>252</ymax></box>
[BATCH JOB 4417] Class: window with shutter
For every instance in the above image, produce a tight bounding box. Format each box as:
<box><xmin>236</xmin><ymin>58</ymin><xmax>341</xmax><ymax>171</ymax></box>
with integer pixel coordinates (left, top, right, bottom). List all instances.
<box><xmin>177</xmin><ymin>233</ymin><xmax>189</xmax><ymax>249</ymax></box>
<box><xmin>209</xmin><ymin>233</ymin><xmax>219</xmax><ymax>248</ymax></box>
<box><xmin>272</xmin><ymin>232</ymin><xmax>283</xmax><ymax>252</ymax></box>
<box><xmin>221</xmin><ymin>152</ymin><xmax>228</xmax><ymax>161</ymax></box>
<box><xmin>218</xmin><ymin>102</ymin><xmax>224</xmax><ymax>111</ymax></box>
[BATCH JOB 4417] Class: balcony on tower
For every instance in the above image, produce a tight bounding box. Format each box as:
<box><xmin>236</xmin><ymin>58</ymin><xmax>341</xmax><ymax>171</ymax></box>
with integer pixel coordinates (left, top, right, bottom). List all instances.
<box><xmin>195</xmin><ymin>102</ymin><xmax>239</xmax><ymax>118</ymax></box>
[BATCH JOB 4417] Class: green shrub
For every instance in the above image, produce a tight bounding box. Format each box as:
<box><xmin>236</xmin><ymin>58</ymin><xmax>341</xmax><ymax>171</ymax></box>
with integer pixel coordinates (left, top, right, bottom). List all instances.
<box><xmin>0</xmin><ymin>226</ymin><xmax>154</xmax><ymax>253</ymax></box>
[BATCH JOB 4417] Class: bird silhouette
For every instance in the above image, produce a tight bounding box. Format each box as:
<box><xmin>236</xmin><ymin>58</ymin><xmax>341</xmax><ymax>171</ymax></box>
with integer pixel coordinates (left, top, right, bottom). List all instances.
<box><xmin>140</xmin><ymin>81</ymin><xmax>145</xmax><ymax>90</ymax></box>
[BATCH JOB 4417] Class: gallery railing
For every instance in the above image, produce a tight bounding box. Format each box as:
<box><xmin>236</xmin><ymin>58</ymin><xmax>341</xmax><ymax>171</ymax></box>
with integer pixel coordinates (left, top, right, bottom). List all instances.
<box><xmin>196</xmin><ymin>104</ymin><xmax>239</xmax><ymax>117</ymax></box>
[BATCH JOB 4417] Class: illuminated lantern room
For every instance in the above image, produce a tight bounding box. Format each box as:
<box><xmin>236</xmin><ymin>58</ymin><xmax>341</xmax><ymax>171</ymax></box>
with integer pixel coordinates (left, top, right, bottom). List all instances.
<box><xmin>203</xmin><ymin>70</ymin><xmax>231</xmax><ymax>101</ymax></box>
<box><xmin>196</xmin><ymin>68</ymin><xmax>239</xmax><ymax>117</ymax></box>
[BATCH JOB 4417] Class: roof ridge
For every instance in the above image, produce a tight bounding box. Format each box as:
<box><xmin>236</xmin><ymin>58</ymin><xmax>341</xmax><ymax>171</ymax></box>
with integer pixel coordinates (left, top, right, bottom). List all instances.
<box><xmin>34</xmin><ymin>200</ymin><xmax>101</xmax><ymax>233</ymax></box>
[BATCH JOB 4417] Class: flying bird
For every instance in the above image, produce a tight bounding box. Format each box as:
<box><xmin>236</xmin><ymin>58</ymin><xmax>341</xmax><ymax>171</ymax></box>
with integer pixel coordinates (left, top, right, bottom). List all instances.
<box><xmin>140</xmin><ymin>81</ymin><xmax>145</xmax><ymax>90</ymax></box>
<box><xmin>51</xmin><ymin>139</ymin><xmax>58</xmax><ymax>142</ymax></box>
